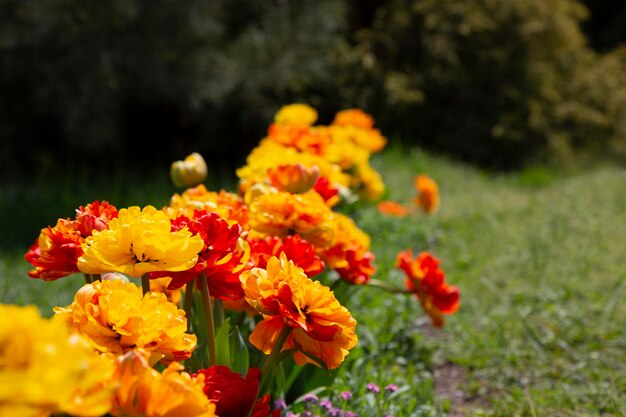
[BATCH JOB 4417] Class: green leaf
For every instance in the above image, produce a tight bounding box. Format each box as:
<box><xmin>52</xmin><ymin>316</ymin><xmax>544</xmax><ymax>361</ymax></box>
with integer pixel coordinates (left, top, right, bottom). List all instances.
<box><xmin>274</xmin><ymin>362</ymin><xmax>287</xmax><ymax>396</ymax></box>
<box><xmin>190</xmin><ymin>291</ymin><xmax>209</xmax><ymax>370</ymax></box>
<box><xmin>301</xmin><ymin>365</ymin><xmax>336</xmax><ymax>394</ymax></box>
<box><xmin>280</xmin><ymin>356</ymin><xmax>305</xmax><ymax>395</ymax></box>
<box><xmin>215</xmin><ymin>318</ymin><xmax>231</xmax><ymax>367</ymax></box>
<box><xmin>228</xmin><ymin>324</ymin><xmax>249</xmax><ymax>375</ymax></box>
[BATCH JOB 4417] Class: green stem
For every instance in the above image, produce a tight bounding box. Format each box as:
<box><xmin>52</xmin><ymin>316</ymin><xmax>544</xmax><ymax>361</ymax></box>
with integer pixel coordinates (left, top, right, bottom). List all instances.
<box><xmin>93</xmin><ymin>273</ymin><xmax>102</xmax><ymax>282</ymax></box>
<box><xmin>199</xmin><ymin>272</ymin><xmax>217</xmax><ymax>366</ymax></box>
<box><xmin>183</xmin><ymin>283</ymin><xmax>195</xmax><ymax>332</ymax></box>
<box><xmin>141</xmin><ymin>274</ymin><xmax>151</xmax><ymax>295</ymax></box>
<box><xmin>214</xmin><ymin>299</ymin><xmax>224</xmax><ymax>328</ymax></box>
<box><xmin>83</xmin><ymin>274</ymin><xmax>93</xmax><ymax>284</ymax></box>
<box><xmin>259</xmin><ymin>326</ymin><xmax>293</xmax><ymax>394</ymax></box>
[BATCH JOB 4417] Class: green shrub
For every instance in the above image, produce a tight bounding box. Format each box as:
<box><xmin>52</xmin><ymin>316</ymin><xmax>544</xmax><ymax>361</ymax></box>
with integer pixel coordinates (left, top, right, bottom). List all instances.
<box><xmin>2</xmin><ymin>0</ymin><xmax>625</xmax><ymax>175</ymax></box>
<box><xmin>558</xmin><ymin>46</ymin><xmax>626</xmax><ymax>165</ymax></box>
<box><xmin>339</xmin><ymin>0</ymin><xmax>626</xmax><ymax>168</ymax></box>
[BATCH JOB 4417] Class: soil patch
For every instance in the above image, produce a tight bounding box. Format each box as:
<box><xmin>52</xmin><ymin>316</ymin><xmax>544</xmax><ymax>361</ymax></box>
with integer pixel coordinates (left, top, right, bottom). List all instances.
<box><xmin>433</xmin><ymin>362</ymin><xmax>491</xmax><ymax>416</ymax></box>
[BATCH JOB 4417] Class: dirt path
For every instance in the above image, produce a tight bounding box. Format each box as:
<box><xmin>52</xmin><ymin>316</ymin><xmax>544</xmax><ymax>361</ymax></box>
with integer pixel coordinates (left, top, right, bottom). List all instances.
<box><xmin>434</xmin><ymin>362</ymin><xmax>469</xmax><ymax>416</ymax></box>
<box><xmin>433</xmin><ymin>362</ymin><xmax>490</xmax><ymax>417</ymax></box>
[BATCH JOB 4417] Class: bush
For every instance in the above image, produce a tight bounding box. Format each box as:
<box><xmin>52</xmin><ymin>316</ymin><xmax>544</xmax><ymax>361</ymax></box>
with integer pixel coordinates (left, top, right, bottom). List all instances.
<box><xmin>558</xmin><ymin>46</ymin><xmax>626</xmax><ymax>164</ymax></box>
<box><xmin>338</xmin><ymin>0</ymin><xmax>626</xmax><ymax>168</ymax></box>
<box><xmin>2</xmin><ymin>0</ymin><xmax>625</xmax><ymax>175</ymax></box>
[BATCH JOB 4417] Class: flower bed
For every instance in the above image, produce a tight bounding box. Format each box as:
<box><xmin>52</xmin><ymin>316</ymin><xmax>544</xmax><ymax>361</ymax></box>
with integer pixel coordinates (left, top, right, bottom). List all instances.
<box><xmin>4</xmin><ymin>105</ymin><xmax>460</xmax><ymax>417</ymax></box>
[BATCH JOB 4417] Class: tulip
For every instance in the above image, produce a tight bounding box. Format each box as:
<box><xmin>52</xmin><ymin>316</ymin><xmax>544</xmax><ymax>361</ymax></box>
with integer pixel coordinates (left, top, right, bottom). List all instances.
<box><xmin>171</xmin><ymin>152</ymin><xmax>208</xmax><ymax>188</ymax></box>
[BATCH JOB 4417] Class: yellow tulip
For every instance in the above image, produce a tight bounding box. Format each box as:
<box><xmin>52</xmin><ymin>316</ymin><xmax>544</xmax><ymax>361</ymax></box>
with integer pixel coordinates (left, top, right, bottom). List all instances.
<box><xmin>54</xmin><ymin>279</ymin><xmax>197</xmax><ymax>363</ymax></box>
<box><xmin>274</xmin><ymin>103</ymin><xmax>318</xmax><ymax>126</ymax></box>
<box><xmin>78</xmin><ymin>205</ymin><xmax>203</xmax><ymax>277</ymax></box>
<box><xmin>0</xmin><ymin>304</ymin><xmax>114</xmax><ymax>417</ymax></box>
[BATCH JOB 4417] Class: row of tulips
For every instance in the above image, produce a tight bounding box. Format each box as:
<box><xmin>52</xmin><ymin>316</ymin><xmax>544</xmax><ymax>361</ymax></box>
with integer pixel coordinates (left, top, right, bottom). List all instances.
<box><xmin>4</xmin><ymin>105</ymin><xmax>460</xmax><ymax>417</ymax></box>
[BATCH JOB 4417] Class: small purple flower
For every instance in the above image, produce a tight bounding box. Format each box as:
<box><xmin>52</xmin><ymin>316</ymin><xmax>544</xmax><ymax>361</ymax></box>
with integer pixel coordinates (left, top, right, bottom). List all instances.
<box><xmin>366</xmin><ymin>383</ymin><xmax>380</xmax><ymax>393</ymax></box>
<box><xmin>345</xmin><ymin>412</ymin><xmax>358</xmax><ymax>417</ymax></box>
<box><xmin>302</xmin><ymin>412</ymin><xmax>312</xmax><ymax>417</ymax></box>
<box><xmin>319</xmin><ymin>399</ymin><xmax>333</xmax><ymax>410</ymax></box>
<box><xmin>383</xmin><ymin>415</ymin><xmax>394</xmax><ymax>417</ymax></box>
<box><xmin>275</xmin><ymin>398</ymin><xmax>288</xmax><ymax>409</ymax></box>
<box><xmin>286</xmin><ymin>413</ymin><xmax>298</xmax><ymax>417</ymax></box>
<box><xmin>385</xmin><ymin>384</ymin><xmax>398</xmax><ymax>393</ymax></box>
<box><xmin>302</xmin><ymin>393</ymin><xmax>319</xmax><ymax>404</ymax></box>
<box><xmin>327</xmin><ymin>408</ymin><xmax>342</xmax><ymax>417</ymax></box>
<box><xmin>340</xmin><ymin>391</ymin><xmax>353</xmax><ymax>401</ymax></box>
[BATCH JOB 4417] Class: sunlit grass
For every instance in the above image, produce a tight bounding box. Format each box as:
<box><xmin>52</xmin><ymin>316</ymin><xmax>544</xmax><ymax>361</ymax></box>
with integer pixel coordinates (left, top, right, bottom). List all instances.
<box><xmin>362</xmin><ymin>145</ymin><xmax>626</xmax><ymax>415</ymax></box>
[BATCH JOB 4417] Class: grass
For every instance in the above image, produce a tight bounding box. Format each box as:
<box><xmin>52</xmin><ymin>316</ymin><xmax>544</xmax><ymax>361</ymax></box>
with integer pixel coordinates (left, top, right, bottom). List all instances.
<box><xmin>1</xmin><ymin>144</ymin><xmax>625</xmax><ymax>416</ymax></box>
<box><xmin>360</xmin><ymin>145</ymin><xmax>626</xmax><ymax>416</ymax></box>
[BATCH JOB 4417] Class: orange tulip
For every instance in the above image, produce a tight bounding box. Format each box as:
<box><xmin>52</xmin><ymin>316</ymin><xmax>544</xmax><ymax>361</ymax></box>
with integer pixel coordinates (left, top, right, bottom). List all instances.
<box><xmin>111</xmin><ymin>350</ymin><xmax>216</xmax><ymax>417</ymax></box>
<box><xmin>267</xmin><ymin>164</ymin><xmax>320</xmax><ymax>194</ymax></box>
<box><xmin>26</xmin><ymin>201</ymin><xmax>119</xmax><ymax>280</ymax></box>
<box><xmin>167</xmin><ymin>186</ymin><xmax>250</xmax><ymax>229</ymax></box>
<box><xmin>332</xmin><ymin>109</ymin><xmax>375</xmax><ymax>130</ymax></box>
<box><xmin>247</xmin><ymin>234</ymin><xmax>324</xmax><ymax>278</ymax></box>
<box><xmin>396</xmin><ymin>250</ymin><xmax>460</xmax><ymax>327</ymax></box>
<box><xmin>248</xmin><ymin>190</ymin><xmax>337</xmax><ymax>249</ymax></box>
<box><xmin>377</xmin><ymin>200</ymin><xmax>411</xmax><ymax>217</ymax></box>
<box><xmin>319</xmin><ymin>213</ymin><xmax>375</xmax><ymax>285</ymax></box>
<box><xmin>414</xmin><ymin>175</ymin><xmax>440</xmax><ymax>214</ymax></box>
<box><xmin>241</xmin><ymin>254</ymin><xmax>357</xmax><ymax>369</ymax></box>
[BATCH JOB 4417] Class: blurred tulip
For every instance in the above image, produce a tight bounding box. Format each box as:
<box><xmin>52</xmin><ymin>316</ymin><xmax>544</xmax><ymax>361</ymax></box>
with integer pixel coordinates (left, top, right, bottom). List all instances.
<box><xmin>171</xmin><ymin>152</ymin><xmax>208</xmax><ymax>188</ymax></box>
<box><xmin>274</xmin><ymin>103</ymin><xmax>318</xmax><ymax>127</ymax></box>
<box><xmin>268</xmin><ymin>164</ymin><xmax>320</xmax><ymax>194</ymax></box>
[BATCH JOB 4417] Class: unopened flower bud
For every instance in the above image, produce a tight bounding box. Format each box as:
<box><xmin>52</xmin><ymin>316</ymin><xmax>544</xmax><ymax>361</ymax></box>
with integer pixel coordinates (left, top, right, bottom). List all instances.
<box><xmin>170</xmin><ymin>152</ymin><xmax>208</xmax><ymax>188</ymax></box>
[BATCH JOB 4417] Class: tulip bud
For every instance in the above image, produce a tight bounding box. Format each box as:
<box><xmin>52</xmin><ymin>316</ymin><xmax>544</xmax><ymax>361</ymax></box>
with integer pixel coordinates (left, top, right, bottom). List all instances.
<box><xmin>170</xmin><ymin>153</ymin><xmax>208</xmax><ymax>188</ymax></box>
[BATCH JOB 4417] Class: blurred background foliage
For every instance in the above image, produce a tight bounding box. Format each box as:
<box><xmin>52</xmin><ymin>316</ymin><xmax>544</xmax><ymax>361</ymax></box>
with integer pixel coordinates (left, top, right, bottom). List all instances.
<box><xmin>346</xmin><ymin>0</ymin><xmax>626</xmax><ymax>168</ymax></box>
<box><xmin>2</xmin><ymin>0</ymin><xmax>626</xmax><ymax>178</ymax></box>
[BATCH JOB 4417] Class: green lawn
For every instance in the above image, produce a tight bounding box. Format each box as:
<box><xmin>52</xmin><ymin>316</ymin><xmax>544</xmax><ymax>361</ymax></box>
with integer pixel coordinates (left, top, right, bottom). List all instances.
<box><xmin>362</xmin><ymin>146</ymin><xmax>626</xmax><ymax>416</ymax></box>
<box><xmin>1</xmin><ymin>146</ymin><xmax>625</xmax><ymax>416</ymax></box>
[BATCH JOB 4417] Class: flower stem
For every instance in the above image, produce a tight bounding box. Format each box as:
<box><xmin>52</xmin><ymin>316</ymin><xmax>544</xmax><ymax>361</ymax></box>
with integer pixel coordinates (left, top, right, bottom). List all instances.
<box><xmin>93</xmin><ymin>273</ymin><xmax>102</xmax><ymax>282</ymax></box>
<box><xmin>141</xmin><ymin>274</ymin><xmax>151</xmax><ymax>295</ymax></box>
<box><xmin>183</xmin><ymin>283</ymin><xmax>195</xmax><ymax>332</ymax></box>
<box><xmin>259</xmin><ymin>326</ymin><xmax>293</xmax><ymax>394</ymax></box>
<box><xmin>199</xmin><ymin>272</ymin><xmax>217</xmax><ymax>366</ymax></box>
<box><xmin>84</xmin><ymin>274</ymin><xmax>93</xmax><ymax>284</ymax></box>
